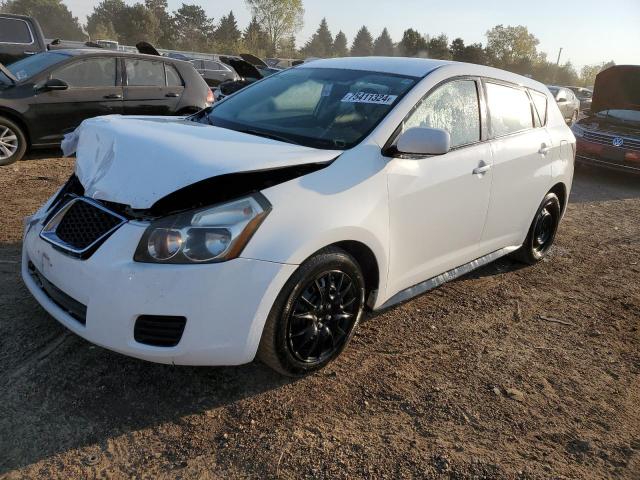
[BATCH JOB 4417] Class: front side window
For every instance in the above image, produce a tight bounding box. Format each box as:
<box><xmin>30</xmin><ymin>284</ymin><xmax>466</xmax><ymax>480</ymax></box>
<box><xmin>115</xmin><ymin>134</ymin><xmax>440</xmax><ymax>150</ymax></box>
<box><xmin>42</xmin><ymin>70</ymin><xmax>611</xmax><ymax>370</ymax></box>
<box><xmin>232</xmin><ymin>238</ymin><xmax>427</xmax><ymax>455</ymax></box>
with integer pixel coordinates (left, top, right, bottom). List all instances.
<box><xmin>485</xmin><ymin>82</ymin><xmax>533</xmax><ymax>137</ymax></box>
<box><xmin>54</xmin><ymin>57</ymin><xmax>117</xmax><ymax>88</ymax></box>
<box><xmin>125</xmin><ymin>59</ymin><xmax>165</xmax><ymax>86</ymax></box>
<box><xmin>0</xmin><ymin>17</ymin><xmax>33</xmax><ymax>44</ymax></box>
<box><xmin>402</xmin><ymin>79</ymin><xmax>480</xmax><ymax>148</ymax></box>
<box><xmin>205</xmin><ymin>67</ymin><xmax>418</xmax><ymax>149</ymax></box>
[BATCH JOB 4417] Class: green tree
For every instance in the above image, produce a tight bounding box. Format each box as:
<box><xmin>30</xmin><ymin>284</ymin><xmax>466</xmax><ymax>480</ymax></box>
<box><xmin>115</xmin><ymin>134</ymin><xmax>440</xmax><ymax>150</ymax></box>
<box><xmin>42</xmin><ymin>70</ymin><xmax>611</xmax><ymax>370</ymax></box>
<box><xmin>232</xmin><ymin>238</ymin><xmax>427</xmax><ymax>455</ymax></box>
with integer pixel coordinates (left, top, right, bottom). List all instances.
<box><xmin>145</xmin><ymin>0</ymin><xmax>176</xmax><ymax>48</ymax></box>
<box><xmin>278</xmin><ymin>34</ymin><xmax>297</xmax><ymax>58</ymax></box>
<box><xmin>333</xmin><ymin>31</ymin><xmax>349</xmax><ymax>57</ymax></box>
<box><xmin>245</xmin><ymin>0</ymin><xmax>304</xmax><ymax>56</ymax></box>
<box><xmin>215</xmin><ymin>10</ymin><xmax>242</xmax><ymax>54</ymax></box>
<box><xmin>173</xmin><ymin>3</ymin><xmax>215</xmax><ymax>51</ymax></box>
<box><xmin>427</xmin><ymin>33</ymin><xmax>450</xmax><ymax>59</ymax></box>
<box><xmin>300</xmin><ymin>18</ymin><xmax>333</xmax><ymax>58</ymax></box>
<box><xmin>350</xmin><ymin>26</ymin><xmax>373</xmax><ymax>56</ymax></box>
<box><xmin>399</xmin><ymin>28</ymin><xmax>427</xmax><ymax>57</ymax></box>
<box><xmin>90</xmin><ymin>21</ymin><xmax>118</xmax><ymax>42</ymax></box>
<box><xmin>373</xmin><ymin>28</ymin><xmax>394</xmax><ymax>56</ymax></box>
<box><xmin>461</xmin><ymin>43</ymin><xmax>486</xmax><ymax>65</ymax></box>
<box><xmin>449</xmin><ymin>37</ymin><xmax>465</xmax><ymax>60</ymax></box>
<box><xmin>87</xmin><ymin>0</ymin><xmax>127</xmax><ymax>41</ymax></box>
<box><xmin>580</xmin><ymin>61</ymin><xmax>615</xmax><ymax>87</ymax></box>
<box><xmin>118</xmin><ymin>2</ymin><xmax>160</xmax><ymax>46</ymax></box>
<box><xmin>485</xmin><ymin>24</ymin><xmax>539</xmax><ymax>68</ymax></box>
<box><xmin>1</xmin><ymin>0</ymin><xmax>84</xmax><ymax>40</ymax></box>
<box><xmin>243</xmin><ymin>16</ymin><xmax>269</xmax><ymax>57</ymax></box>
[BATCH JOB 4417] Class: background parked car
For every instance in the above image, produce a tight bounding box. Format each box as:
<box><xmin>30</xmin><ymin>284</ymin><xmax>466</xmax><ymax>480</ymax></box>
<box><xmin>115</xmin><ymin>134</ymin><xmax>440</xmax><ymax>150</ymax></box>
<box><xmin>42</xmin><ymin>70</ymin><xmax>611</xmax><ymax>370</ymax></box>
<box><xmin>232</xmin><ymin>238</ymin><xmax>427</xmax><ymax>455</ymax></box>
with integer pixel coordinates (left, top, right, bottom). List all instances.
<box><xmin>0</xmin><ymin>13</ymin><xmax>47</xmax><ymax>65</ymax></box>
<box><xmin>190</xmin><ymin>58</ymin><xmax>239</xmax><ymax>87</ymax></box>
<box><xmin>547</xmin><ymin>85</ymin><xmax>580</xmax><ymax>124</ymax></box>
<box><xmin>239</xmin><ymin>53</ymin><xmax>281</xmax><ymax>77</ymax></box>
<box><xmin>214</xmin><ymin>55</ymin><xmax>265</xmax><ymax>100</ymax></box>
<box><xmin>0</xmin><ymin>49</ymin><xmax>211</xmax><ymax>165</ymax></box>
<box><xmin>566</xmin><ymin>86</ymin><xmax>593</xmax><ymax>112</ymax></box>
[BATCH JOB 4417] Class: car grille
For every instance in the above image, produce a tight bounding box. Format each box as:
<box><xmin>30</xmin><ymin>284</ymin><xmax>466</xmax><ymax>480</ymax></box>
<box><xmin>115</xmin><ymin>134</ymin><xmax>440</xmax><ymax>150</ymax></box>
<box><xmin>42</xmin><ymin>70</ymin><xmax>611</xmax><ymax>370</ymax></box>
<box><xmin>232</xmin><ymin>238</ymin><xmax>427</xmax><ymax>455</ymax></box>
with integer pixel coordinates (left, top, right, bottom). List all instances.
<box><xmin>583</xmin><ymin>130</ymin><xmax>640</xmax><ymax>152</ymax></box>
<box><xmin>40</xmin><ymin>197</ymin><xmax>127</xmax><ymax>258</ymax></box>
<box><xmin>134</xmin><ymin>316</ymin><xmax>187</xmax><ymax>347</ymax></box>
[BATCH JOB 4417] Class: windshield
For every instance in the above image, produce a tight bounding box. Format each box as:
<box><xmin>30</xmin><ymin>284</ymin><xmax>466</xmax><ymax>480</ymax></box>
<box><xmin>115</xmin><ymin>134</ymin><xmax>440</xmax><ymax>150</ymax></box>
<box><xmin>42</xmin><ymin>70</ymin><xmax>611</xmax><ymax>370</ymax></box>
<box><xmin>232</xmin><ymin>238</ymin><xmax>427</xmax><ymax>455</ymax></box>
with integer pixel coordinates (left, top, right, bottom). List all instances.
<box><xmin>5</xmin><ymin>52</ymin><xmax>71</xmax><ymax>81</ymax></box>
<box><xmin>203</xmin><ymin>67</ymin><xmax>418</xmax><ymax>149</ymax></box>
<box><xmin>596</xmin><ymin>109</ymin><xmax>640</xmax><ymax>124</ymax></box>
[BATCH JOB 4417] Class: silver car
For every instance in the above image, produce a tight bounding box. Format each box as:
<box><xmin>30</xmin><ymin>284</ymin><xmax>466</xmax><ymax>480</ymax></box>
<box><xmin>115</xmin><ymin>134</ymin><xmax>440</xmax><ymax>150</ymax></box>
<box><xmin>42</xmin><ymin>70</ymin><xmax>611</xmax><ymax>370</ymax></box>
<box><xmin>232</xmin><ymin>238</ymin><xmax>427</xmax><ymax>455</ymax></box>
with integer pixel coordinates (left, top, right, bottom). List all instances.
<box><xmin>547</xmin><ymin>85</ymin><xmax>581</xmax><ymax>125</ymax></box>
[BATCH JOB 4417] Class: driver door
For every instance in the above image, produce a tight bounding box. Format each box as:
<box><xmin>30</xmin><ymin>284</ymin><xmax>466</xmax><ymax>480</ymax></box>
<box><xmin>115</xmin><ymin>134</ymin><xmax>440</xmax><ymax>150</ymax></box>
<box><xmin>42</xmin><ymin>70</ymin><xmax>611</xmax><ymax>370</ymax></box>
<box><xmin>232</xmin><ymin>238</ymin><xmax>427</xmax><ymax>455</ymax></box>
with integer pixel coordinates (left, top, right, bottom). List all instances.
<box><xmin>31</xmin><ymin>56</ymin><xmax>123</xmax><ymax>145</ymax></box>
<box><xmin>386</xmin><ymin>78</ymin><xmax>493</xmax><ymax>297</ymax></box>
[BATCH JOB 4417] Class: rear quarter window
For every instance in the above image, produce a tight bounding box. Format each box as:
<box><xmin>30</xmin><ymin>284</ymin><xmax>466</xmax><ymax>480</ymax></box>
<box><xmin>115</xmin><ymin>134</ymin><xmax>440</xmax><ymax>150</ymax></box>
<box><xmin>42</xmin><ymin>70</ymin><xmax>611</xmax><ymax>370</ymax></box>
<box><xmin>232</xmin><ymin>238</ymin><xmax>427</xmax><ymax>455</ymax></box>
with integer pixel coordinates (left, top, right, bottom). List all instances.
<box><xmin>165</xmin><ymin>64</ymin><xmax>183</xmax><ymax>87</ymax></box>
<box><xmin>0</xmin><ymin>17</ymin><xmax>33</xmax><ymax>44</ymax></box>
<box><xmin>485</xmin><ymin>82</ymin><xmax>533</xmax><ymax>137</ymax></box>
<box><xmin>530</xmin><ymin>90</ymin><xmax>548</xmax><ymax>126</ymax></box>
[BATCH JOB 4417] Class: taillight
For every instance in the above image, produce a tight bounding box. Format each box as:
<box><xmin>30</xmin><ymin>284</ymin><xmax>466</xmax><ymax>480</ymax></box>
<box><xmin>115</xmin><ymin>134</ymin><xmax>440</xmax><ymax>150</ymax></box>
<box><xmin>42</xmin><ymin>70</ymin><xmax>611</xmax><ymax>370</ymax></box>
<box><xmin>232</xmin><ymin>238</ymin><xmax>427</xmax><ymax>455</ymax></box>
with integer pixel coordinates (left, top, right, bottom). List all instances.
<box><xmin>206</xmin><ymin>89</ymin><xmax>214</xmax><ymax>105</ymax></box>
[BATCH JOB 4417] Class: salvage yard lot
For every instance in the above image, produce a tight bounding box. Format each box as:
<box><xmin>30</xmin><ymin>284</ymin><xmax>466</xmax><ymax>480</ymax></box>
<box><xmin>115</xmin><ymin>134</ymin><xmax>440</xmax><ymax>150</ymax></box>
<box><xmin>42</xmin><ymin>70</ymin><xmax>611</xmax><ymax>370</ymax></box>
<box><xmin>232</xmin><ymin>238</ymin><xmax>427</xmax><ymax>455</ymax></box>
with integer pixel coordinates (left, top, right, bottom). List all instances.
<box><xmin>0</xmin><ymin>156</ymin><xmax>639</xmax><ymax>479</ymax></box>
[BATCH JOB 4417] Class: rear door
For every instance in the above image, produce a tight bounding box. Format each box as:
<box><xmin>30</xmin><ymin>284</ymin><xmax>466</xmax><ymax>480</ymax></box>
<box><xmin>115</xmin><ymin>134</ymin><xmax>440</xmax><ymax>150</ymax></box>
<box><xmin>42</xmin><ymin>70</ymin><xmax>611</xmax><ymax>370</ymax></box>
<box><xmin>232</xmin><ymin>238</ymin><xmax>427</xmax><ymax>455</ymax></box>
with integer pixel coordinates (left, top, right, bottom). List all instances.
<box><xmin>480</xmin><ymin>80</ymin><xmax>552</xmax><ymax>251</ymax></box>
<box><xmin>122</xmin><ymin>58</ymin><xmax>183</xmax><ymax>115</ymax></box>
<box><xmin>29</xmin><ymin>56</ymin><xmax>122</xmax><ymax>144</ymax></box>
<box><xmin>0</xmin><ymin>16</ymin><xmax>43</xmax><ymax>65</ymax></box>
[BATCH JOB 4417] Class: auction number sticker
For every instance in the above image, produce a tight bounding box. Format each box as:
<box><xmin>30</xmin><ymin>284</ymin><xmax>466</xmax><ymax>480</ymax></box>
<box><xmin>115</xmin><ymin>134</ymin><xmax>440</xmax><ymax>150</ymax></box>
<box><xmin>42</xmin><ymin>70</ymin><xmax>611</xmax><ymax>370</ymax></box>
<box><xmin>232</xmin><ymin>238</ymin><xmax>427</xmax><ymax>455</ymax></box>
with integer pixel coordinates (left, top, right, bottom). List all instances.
<box><xmin>341</xmin><ymin>92</ymin><xmax>398</xmax><ymax>105</ymax></box>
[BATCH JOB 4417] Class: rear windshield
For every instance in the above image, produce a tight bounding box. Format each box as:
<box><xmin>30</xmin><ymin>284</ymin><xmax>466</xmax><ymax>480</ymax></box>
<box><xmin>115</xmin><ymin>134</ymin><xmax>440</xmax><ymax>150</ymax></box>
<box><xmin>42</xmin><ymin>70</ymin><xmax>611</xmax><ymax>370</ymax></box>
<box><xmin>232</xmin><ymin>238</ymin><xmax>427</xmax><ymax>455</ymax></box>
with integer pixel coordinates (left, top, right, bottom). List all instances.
<box><xmin>204</xmin><ymin>67</ymin><xmax>418</xmax><ymax>149</ymax></box>
<box><xmin>0</xmin><ymin>17</ymin><xmax>33</xmax><ymax>44</ymax></box>
<box><xmin>6</xmin><ymin>52</ymin><xmax>71</xmax><ymax>81</ymax></box>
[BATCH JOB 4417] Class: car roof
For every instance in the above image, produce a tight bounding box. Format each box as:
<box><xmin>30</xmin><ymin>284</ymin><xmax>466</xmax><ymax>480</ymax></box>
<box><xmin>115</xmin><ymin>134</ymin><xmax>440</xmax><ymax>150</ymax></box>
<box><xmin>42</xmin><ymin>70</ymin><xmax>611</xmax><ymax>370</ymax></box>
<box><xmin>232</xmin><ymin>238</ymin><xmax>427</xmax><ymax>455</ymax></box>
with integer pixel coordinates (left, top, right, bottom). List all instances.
<box><xmin>300</xmin><ymin>56</ymin><xmax>549</xmax><ymax>92</ymax></box>
<box><xmin>49</xmin><ymin>49</ymin><xmax>186</xmax><ymax>64</ymax></box>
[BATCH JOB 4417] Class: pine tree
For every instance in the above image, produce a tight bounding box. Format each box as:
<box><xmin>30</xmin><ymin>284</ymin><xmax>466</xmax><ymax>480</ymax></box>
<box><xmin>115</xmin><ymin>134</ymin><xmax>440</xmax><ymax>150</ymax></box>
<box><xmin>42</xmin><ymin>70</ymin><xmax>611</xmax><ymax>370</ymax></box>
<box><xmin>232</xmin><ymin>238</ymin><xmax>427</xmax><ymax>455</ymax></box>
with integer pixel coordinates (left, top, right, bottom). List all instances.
<box><xmin>350</xmin><ymin>26</ymin><xmax>373</xmax><ymax>56</ymax></box>
<box><xmin>399</xmin><ymin>28</ymin><xmax>428</xmax><ymax>57</ymax></box>
<box><xmin>300</xmin><ymin>18</ymin><xmax>334</xmax><ymax>58</ymax></box>
<box><xmin>373</xmin><ymin>28</ymin><xmax>394</xmax><ymax>56</ymax></box>
<box><xmin>243</xmin><ymin>16</ymin><xmax>269</xmax><ymax>57</ymax></box>
<box><xmin>333</xmin><ymin>31</ymin><xmax>349</xmax><ymax>57</ymax></box>
<box><xmin>215</xmin><ymin>10</ymin><xmax>242</xmax><ymax>54</ymax></box>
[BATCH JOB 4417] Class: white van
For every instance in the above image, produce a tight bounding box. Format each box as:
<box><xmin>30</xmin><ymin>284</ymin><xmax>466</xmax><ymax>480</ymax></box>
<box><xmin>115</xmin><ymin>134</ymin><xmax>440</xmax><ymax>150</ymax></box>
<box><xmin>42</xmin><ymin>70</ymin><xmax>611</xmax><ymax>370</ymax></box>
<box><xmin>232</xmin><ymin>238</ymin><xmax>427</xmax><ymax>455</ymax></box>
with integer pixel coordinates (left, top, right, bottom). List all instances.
<box><xmin>22</xmin><ymin>57</ymin><xmax>575</xmax><ymax>376</ymax></box>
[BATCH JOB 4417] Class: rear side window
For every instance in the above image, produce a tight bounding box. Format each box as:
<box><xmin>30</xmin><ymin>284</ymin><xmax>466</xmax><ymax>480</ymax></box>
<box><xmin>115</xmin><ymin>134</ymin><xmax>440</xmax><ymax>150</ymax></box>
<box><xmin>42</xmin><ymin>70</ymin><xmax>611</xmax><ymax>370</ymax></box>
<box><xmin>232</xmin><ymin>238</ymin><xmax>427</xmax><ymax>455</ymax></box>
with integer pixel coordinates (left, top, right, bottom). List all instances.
<box><xmin>125</xmin><ymin>59</ymin><xmax>165</xmax><ymax>86</ymax></box>
<box><xmin>403</xmin><ymin>79</ymin><xmax>481</xmax><ymax>148</ymax></box>
<box><xmin>485</xmin><ymin>82</ymin><xmax>533</xmax><ymax>137</ymax></box>
<box><xmin>0</xmin><ymin>17</ymin><xmax>33</xmax><ymax>44</ymax></box>
<box><xmin>165</xmin><ymin>64</ymin><xmax>183</xmax><ymax>87</ymax></box>
<box><xmin>54</xmin><ymin>58</ymin><xmax>117</xmax><ymax>87</ymax></box>
<box><xmin>530</xmin><ymin>91</ymin><xmax>548</xmax><ymax>126</ymax></box>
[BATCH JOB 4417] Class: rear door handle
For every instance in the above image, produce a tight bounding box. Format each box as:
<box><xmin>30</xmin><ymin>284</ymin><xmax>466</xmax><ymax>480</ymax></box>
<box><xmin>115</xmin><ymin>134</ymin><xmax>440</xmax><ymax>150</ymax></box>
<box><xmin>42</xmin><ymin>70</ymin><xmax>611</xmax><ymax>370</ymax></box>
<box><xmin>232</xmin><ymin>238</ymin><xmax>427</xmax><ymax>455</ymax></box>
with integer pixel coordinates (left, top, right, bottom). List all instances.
<box><xmin>165</xmin><ymin>92</ymin><xmax>180</xmax><ymax>98</ymax></box>
<box><xmin>23</xmin><ymin>51</ymin><xmax>37</xmax><ymax>55</ymax></box>
<box><xmin>539</xmin><ymin>143</ymin><xmax>551</xmax><ymax>155</ymax></box>
<box><xmin>473</xmin><ymin>163</ymin><xmax>492</xmax><ymax>175</ymax></box>
<box><xmin>104</xmin><ymin>93</ymin><xmax>122</xmax><ymax>99</ymax></box>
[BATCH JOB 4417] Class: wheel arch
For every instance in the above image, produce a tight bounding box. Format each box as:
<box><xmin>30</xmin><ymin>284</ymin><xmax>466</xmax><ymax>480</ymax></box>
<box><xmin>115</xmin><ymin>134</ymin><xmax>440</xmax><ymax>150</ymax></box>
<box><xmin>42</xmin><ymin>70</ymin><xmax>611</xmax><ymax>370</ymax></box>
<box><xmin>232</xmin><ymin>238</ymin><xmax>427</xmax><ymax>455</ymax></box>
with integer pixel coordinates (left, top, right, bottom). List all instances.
<box><xmin>0</xmin><ymin>108</ymin><xmax>30</xmax><ymax>147</ymax></box>
<box><xmin>549</xmin><ymin>182</ymin><xmax>568</xmax><ymax>215</ymax></box>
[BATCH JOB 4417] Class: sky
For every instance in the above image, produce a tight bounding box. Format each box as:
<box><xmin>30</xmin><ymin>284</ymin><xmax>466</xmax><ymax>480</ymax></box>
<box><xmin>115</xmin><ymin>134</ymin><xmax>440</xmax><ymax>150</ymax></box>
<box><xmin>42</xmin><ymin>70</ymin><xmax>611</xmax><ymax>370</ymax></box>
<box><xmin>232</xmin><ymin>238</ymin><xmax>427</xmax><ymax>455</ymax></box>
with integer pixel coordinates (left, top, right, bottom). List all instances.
<box><xmin>63</xmin><ymin>0</ymin><xmax>640</xmax><ymax>69</ymax></box>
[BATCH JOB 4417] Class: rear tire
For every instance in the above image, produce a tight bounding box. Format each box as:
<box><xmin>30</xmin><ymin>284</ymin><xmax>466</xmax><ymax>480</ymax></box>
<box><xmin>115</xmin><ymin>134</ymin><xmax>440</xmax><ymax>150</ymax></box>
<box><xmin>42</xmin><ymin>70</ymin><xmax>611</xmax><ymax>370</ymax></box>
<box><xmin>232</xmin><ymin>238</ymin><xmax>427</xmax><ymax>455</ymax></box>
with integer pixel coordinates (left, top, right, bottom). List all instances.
<box><xmin>0</xmin><ymin>116</ymin><xmax>27</xmax><ymax>166</ymax></box>
<box><xmin>257</xmin><ymin>247</ymin><xmax>365</xmax><ymax>377</ymax></box>
<box><xmin>512</xmin><ymin>192</ymin><xmax>561</xmax><ymax>265</ymax></box>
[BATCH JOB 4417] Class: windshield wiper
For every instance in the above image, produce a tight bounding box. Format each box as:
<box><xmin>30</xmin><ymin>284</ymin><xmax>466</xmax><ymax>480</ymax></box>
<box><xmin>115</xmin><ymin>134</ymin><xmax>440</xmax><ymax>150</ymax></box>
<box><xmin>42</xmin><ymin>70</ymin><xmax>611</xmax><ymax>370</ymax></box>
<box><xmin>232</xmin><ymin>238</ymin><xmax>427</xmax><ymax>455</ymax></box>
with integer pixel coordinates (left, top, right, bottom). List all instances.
<box><xmin>235</xmin><ymin>128</ymin><xmax>300</xmax><ymax>146</ymax></box>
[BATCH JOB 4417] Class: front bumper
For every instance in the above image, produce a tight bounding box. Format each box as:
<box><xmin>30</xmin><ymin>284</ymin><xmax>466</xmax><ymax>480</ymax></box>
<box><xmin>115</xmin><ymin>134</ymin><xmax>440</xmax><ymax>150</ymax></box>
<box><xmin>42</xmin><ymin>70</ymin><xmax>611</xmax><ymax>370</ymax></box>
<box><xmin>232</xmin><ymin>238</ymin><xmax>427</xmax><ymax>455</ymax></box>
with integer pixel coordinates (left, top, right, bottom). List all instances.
<box><xmin>22</xmin><ymin>215</ymin><xmax>296</xmax><ymax>366</ymax></box>
<box><xmin>576</xmin><ymin>138</ymin><xmax>640</xmax><ymax>174</ymax></box>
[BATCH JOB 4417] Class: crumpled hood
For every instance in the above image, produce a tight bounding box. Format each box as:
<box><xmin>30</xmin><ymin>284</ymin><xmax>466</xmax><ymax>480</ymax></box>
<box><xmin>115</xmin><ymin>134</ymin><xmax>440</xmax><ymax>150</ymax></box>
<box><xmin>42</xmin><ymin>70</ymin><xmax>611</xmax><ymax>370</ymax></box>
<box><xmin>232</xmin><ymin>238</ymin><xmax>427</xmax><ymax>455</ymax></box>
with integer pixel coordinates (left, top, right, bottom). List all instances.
<box><xmin>66</xmin><ymin>115</ymin><xmax>341</xmax><ymax>209</ymax></box>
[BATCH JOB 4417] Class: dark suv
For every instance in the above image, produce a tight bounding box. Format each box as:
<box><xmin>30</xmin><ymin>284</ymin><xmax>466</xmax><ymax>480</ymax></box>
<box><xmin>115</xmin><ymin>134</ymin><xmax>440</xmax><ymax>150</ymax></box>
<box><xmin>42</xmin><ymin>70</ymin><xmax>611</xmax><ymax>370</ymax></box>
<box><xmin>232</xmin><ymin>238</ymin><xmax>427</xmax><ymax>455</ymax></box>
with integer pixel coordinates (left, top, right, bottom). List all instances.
<box><xmin>0</xmin><ymin>49</ymin><xmax>211</xmax><ymax>165</ymax></box>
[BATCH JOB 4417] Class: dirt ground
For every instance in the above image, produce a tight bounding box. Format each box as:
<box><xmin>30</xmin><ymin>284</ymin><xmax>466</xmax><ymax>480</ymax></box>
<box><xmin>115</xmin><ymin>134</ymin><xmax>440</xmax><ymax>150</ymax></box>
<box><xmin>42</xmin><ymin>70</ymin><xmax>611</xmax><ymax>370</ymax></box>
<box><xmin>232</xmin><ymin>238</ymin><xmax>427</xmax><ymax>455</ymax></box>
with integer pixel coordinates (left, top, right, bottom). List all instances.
<box><xmin>0</xmin><ymin>155</ymin><xmax>638</xmax><ymax>480</ymax></box>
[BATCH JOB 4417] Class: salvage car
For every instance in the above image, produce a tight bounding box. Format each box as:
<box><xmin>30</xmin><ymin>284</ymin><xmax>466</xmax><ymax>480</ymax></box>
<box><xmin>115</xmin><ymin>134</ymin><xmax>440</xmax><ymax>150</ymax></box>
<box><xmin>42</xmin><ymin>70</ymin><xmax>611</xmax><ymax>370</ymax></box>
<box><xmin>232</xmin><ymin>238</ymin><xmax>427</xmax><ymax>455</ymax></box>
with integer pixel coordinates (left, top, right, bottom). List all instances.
<box><xmin>0</xmin><ymin>13</ymin><xmax>47</xmax><ymax>65</ymax></box>
<box><xmin>573</xmin><ymin>65</ymin><xmax>640</xmax><ymax>174</ymax></box>
<box><xmin>189</xmin><ymin>58</ymin><xmax>240</xmax><ymax>87</ymax></box>
<box><xmin>566</xmin><ymin>86</ymin><xmax>593</xmax><ymax>112</ymax></box>
<box><xmin>547</xmin><ymin>85</ymin><xmax>580</xmax><ymax>125</ymax></box>
<box><xmin>0</xmin><ymin>49</ymin><xmax>212</xmax><ymax>165</ymax></box>
<box><xmin>22</xmin><ymin>58</ymin><xmax>575</xmax><ymax>376</ymax></box>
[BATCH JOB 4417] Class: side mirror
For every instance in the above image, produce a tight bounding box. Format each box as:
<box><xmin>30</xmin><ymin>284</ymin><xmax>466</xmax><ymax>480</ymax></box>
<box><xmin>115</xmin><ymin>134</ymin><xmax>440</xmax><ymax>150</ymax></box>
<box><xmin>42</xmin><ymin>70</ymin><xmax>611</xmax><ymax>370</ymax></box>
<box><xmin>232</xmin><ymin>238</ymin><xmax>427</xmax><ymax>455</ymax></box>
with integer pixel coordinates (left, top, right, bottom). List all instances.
<box><xmin>41</xmin><ymin>78</ymin><xmax>69</xmax><ymax>91</ymax></box>
<box><xmin>557</xmin><ymin>97</ymin><xmax>567</xmax><ymax>103</ymax></box>
<box><xmin>396</xmin><ymin>127</ymin><xmax>451</xmax><ymax>156</ymax></box>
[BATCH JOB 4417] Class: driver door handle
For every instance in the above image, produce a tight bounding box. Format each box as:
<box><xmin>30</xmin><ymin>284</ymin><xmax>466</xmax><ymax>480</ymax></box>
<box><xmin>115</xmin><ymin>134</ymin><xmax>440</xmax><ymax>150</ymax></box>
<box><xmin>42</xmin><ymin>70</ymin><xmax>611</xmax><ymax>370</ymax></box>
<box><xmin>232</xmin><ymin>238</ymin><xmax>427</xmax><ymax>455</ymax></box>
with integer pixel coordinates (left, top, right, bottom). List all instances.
<box><xmin>104</xmin><ymin>93</ymin><xmax>122</xmax><ymax>99</ymax></box>
<box><xmin>473</xmin><ymin>162</ymin><xmax>492</xmax><ymax>175</ymax></box>
<box><xmin>165</xmin><ymin>92</ymin><xmax>180</xmax><ymax>98</ymax></box>
<box><xmin>539</xmin><ymin>143</ymin><xmax>551</xmax><ymax>155</ymax></box>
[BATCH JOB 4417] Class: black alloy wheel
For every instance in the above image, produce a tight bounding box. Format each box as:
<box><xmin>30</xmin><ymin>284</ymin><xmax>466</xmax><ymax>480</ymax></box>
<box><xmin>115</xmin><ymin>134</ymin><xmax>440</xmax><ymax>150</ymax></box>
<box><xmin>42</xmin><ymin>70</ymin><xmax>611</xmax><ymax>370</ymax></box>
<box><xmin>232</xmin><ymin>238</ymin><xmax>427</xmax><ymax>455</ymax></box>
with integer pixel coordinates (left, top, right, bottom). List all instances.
<box><xmin>258</xmin><ymin>247</ymin><xmax>365</xmax><ymax>376</ymax></box>
<box><xmin>513</xmin><ymin>192</ymin><xmax>562</xmax><ymax>265</ymax></box>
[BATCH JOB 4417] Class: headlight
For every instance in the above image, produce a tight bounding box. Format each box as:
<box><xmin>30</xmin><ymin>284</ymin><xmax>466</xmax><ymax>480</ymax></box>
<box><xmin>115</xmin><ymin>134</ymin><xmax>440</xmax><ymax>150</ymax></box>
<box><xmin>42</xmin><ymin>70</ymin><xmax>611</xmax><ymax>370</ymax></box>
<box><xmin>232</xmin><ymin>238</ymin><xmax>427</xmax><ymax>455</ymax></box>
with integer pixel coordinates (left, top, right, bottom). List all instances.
<box><xmin>134</xmin><ymin>194</ymin><xmax>271</xmax><ymax>264</ymax></box>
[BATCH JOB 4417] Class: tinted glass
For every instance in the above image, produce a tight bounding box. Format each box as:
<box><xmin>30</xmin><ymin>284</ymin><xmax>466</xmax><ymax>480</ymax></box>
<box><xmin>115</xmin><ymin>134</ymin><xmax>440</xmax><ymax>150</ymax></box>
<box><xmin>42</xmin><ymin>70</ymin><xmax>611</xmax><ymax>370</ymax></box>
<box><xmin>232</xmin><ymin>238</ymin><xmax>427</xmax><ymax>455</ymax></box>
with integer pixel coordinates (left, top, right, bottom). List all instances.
<box><xmin>486</xmin><ymin>82</ymin><xmax>533</xmax><ymax>137</ymax></box>
<box><xmin>165</xmin><ymin>64</ymin><xmax>182</xmax><ymax>86</ymax></box>
<box><xmin>125</xmin><ymin>59</ymin><xmax>165</xmax><ymax>86</ymax></box>
<box><xmin>54</xmin><ymin>57</ymin><xmax>117</xmax><ymax>87</ymax></box>
<box><xmin>5</xmin><ymin>52</ymin><xmax>70</xmax><ymax>81</ymax></box>
<box><xmin>204</xmin><ymin>60</ymin><xmax>223</xmax><ymax>71</ymax></box>
<box><xmin>403</xmin><ymin>80</ymin><xmax>480</xmax><ymax>148</ymax></box>
<box><xmin>0</xmin><ymin>17</ymin><xmax>32</xmax><ymax>44</ymax></box>
<box><xmin>530</xmin><ymin>90</ymin><xmax>547</xmax><ymax>126</ymax></box>
<box><xmin>206</xmin><ymin>67</ymin><xmax>417</xmax><ymax>149</ymax></box>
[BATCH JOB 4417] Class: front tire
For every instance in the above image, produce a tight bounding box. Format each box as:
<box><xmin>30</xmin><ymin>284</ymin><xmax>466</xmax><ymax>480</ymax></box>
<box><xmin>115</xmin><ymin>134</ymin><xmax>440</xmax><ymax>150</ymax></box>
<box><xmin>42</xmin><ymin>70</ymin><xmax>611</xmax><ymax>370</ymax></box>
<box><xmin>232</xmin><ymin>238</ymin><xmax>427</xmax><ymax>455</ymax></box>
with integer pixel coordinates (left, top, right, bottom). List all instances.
<box><xmin>512</xmin><ymin>192</ymin><xmax>562</xmax><ymax>265</ymax></box>
<box><xmin>257</xmin><ymin>247</ymin><xmax>365</xmax><ymax>376</ymax></box>
<box><xmin>0</xmin><ymin>116</ymin><xmax>27</xmax><ymax>166</ymax></box>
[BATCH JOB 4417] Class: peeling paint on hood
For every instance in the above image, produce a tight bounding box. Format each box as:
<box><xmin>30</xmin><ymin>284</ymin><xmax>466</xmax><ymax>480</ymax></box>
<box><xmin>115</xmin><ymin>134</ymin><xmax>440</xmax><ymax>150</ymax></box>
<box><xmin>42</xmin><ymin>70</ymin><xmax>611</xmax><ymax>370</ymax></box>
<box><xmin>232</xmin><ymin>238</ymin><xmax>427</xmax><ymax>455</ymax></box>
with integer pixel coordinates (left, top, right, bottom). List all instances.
<box><xmin>67</xmin><ymin>115</ymin><xmax>342</xmax><ymax>209</ymax></box>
